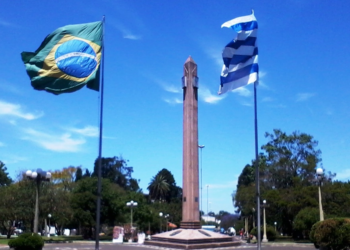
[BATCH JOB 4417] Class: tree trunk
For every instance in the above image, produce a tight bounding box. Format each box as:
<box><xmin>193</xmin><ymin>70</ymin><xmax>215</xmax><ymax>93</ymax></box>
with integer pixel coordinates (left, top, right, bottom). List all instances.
<box><xmin>6</xmin><ymin>224</ymin><xmax>14</xmax><ymax>239</ymax></box>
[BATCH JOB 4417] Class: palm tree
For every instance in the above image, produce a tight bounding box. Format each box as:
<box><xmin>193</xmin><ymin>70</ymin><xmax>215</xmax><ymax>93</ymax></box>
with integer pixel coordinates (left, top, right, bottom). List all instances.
<box><xmin>147</xmin><ymin>174</ymin><xmax>170</xmax><ymax>202</ymax></box>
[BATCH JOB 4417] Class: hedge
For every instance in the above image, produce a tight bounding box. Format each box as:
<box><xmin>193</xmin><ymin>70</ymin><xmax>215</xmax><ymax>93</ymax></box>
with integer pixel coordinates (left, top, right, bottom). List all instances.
<box><xmin>8</xmin><ymin>233</ymin><xmax>44</xmax><ymax>250</ymax></box>
<box><xmin>309</xmin><ymin>218</ymin><xmax>350</xmax><ymax>250</ymax></box>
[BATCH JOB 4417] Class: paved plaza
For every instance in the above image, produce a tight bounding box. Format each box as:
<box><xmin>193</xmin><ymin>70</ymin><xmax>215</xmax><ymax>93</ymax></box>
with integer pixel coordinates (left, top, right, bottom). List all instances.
<box><xmin>1</xmin><ymin>241</ymin><xmax>316</xmax><ymax>250</ymax></box>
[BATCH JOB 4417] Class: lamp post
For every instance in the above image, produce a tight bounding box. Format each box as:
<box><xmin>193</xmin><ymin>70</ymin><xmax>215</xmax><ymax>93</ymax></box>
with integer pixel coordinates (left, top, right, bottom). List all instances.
<box><xmin>252</xmin><ymin>207</ymin><xmax>256</xmax><ymax>228</ymax></box>
<box><xmin>262</xmin><ymin>200</ymin><xmax>268</xmax><ymax>242</ymax></box>
<box><xmin>26</xmin><ymin>169</ymin><xmax>51</xmax><ymax>234</ymax></box>
<box><xmin>316</xmin><ymin>168</ymin><xmax>324</xmax><ymax>221</ymax></box>
<box><xmin>206</xmin><ymin>185</ymin><xmax>209</xmax><ymax>215</ymax></box>
<box><xmin>165</xmin><ymin>214</ymin><xmax>169</xmax><ymax>231</ymax></box>
<box><xmin>159</xmin><ymin>212</ymin><xmax>163</xmax><ymax>232</ymax></box>
<box><xmin>274</xmin><ymin>221</ymin><xmax>277</xmax><ymax>232</ymax></box>
<box><xmin>198</xmin><ymin>145</ymin><xmax>205</xmax><ymax>215</ymax></box>
<box><xmin>48</xmin><ymin>214</ymin><xmax>52</xmax><ymax>236</ymax></box>
<box><xmin>126</xmin><ymin>200</ymin><xmax>138</xmax><ymax>229</ymax></box>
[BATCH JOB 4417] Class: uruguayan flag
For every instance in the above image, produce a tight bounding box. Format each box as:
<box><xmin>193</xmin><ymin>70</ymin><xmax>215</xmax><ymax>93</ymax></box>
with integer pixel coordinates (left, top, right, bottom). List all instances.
<box><xmin>219</xmin><ymin>11</ymin><xmax>258</xmax><ymax>95</ymax></box>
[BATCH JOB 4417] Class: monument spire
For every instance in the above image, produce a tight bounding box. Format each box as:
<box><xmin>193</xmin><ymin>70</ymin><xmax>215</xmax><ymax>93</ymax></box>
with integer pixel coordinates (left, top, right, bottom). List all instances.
<box><xmin>180</xmin><ymin>56</ymin><xmax>200</xmax><ymax>229</ymax></box>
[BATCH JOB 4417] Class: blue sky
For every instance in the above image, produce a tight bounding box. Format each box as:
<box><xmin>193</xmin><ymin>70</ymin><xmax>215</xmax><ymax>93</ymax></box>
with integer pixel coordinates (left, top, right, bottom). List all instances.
<box><xmin>1</xmin><ymin>0</ymin><xmax>350</xmax><ymax>215</ymax></box>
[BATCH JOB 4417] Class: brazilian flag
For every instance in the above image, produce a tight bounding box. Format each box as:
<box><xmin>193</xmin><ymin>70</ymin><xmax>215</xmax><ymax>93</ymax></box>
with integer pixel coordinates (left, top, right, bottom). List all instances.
<box><xmin>21</xmin><ymin>21</ymin><xmax>103</xmax><ymax>95</ymax></box>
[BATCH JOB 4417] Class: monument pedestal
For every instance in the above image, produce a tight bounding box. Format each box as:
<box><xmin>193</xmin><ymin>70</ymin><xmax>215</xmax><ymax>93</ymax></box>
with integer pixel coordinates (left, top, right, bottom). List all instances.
<box><xmin>145</xmin><ymin>229</ymin><xmax>241</xmax><ymax>249</ymax></box>
<box><xmin>180</xmin><ymin>221</ymin><xmax>201</xmax><ymax>229</ymax></box>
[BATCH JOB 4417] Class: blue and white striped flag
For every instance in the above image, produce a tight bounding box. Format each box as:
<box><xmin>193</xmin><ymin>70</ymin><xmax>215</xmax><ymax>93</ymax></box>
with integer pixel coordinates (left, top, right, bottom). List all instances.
<box><xmin>219</xmin><ymin>11</ymin><xmax>258</xmax><ymax>95</ymax></box>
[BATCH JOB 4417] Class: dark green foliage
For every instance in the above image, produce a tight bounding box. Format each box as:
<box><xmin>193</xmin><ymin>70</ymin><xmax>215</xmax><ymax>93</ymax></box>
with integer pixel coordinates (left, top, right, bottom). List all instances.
<box><xmin>8</xmin><ymin>233</ymin><xmax>44</xmax><ymax>250</ymax></box>
<box><xmin>75</xmin><ymin>167</ymin><xmax>83</xmax><ymax>182</ymax></box>
<box><xmin>234</xmin><ymin>129</ymin><xmax>339</xmax><ymax>236</ymax></box>
<box><xmin>0</xmin><ymin>161</ymin><xmax>12</xmax><ymax>187</ymax></box>
<box><xmin>147</xmin><ymin>168</ymin><xmax>182</xmax><ymax>203</ymax></box>
<box><xmin>220</xmin><ymin>213</ymin><xmax>240</xmax><ymax>230</ymax></box>
<box><xmin>310</xmin><ymin>218</ymin><xmax>350</xmax><ymax>250</ymax></box>
<box><xmin>250</xmin><ymin>225</ymin><xmax>277</xmax><ymax>241</ymax></box>
<box><xmin>293</xmin><ymin>207</ymin><xmax>319</xmax><ymax>239</ymax></box>
<box><xmin>92</xmin><ymin>156</ymin><xmax>140</xmax><ymax>192</ymax></box>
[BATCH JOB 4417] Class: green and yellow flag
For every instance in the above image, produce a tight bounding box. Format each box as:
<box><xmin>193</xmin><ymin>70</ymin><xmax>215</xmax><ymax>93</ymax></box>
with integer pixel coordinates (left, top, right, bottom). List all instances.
<box><xmin>21</xmin><ymin>21</ymin><xmax>103</xmax><ymax>95</ymax></box>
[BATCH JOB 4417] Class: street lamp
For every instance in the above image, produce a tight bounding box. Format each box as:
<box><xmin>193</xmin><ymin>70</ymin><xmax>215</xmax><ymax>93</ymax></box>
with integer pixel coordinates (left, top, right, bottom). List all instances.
<box><xmin>206</xmin><ymin>185</ymin><xmax>209</xmax><ymax>215</ymax></box>
<box><xmin>48</xmin><ymin>214</ymin><xmax>52</xmax><ymax>236</ymax></box>
<box><xmin>26</xmin><ymin>169</ymin><xmax>51</xmax><ymax>234</ymax></box>
<box><xmin>165</xmin><ymin>214</ymin><xmax>170</xmax><ymax>231</ymax></box>
<box><xmin>159</xmin><ymin>212</ymin><xmax>163</xmax><ymax>232</ymax></box>
<box><xmin>198</xmin><ymin>145</ymin><xmax>205</xmax><ymax>215</ymax></box>
<box><xmin>252</xmin><ymin>207</ymin><xmax>256</xmax><ymax>228</ymax></box>
<box><xmin>262</xmin><ymin>200</ymin><xmax>268</xmax><ymax>242</ymax></box>
<box><xmin>316</xmin><ymin>168</ymin><xmax>324</xmax><ymax>221</ymax></box>
<box><xmin>274</xmin><ymin>221</ymin><xmax>277</xmax><ymax>232</ymax></box>
<box><xmin>126</xmin><ymin>200</ymin><xmax>138</xmax><ymax>229</ymax></box>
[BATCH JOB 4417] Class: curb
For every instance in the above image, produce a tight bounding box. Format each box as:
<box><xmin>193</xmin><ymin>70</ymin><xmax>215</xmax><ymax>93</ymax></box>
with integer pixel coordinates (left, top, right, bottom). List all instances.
<box><xmin>45</xmin><ymin>240</ymin><xmax>73</xmax><ymax>243</ymax></box>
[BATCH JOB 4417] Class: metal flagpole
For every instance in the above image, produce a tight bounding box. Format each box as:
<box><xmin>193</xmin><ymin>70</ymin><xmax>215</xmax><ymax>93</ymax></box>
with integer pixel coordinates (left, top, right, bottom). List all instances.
<box><xmin>95</xmin><ymin>15</ymin><xmax>105</xmax><ymax>250</ymax></box>
<box><xmin>254</xmin><ymin>82</ymin><xmax>261</xmax><ymax>250</ymax></box>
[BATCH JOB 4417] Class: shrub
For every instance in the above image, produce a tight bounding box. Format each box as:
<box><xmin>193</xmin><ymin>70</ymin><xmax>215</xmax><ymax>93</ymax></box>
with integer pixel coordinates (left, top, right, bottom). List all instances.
<box><xmin>293</xmin><ymin>207</ymin><xmax>319</xmax><ymax>239</ymax></box>
<box><xmin>310</xmin><ymin>218</ymin><xmax>350</xmax><ymax>250</ymax></box>
<box><xmin>250</xmin><ymin>225</ymin><xmax>277</xmax><ymax>241</ymax></box>
<box><xmin>8</xmin><ymin>233</ymin><xmax>44</xmax><ymax>250</ymax></box>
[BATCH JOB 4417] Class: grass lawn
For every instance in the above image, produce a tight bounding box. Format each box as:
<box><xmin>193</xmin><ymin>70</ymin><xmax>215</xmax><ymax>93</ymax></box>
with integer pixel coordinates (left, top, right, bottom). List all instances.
<box><xmin>0</xmin><ymin>238</ymin><xmax>10</xmax><ymax>245</ymax></box>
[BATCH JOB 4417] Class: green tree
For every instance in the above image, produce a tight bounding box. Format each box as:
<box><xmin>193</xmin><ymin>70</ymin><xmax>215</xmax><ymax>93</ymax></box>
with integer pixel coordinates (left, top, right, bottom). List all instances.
<box><xmin>75</xmin><ymin>167</ymin><xmax>83</xmax><ymax>182</ymax></box>
<box><xmin>0</xmin><ymin>161</ymin><xmax>12</xmax><ymax>187</ymax></box>
<box><xmin>147</xmin><ymin>174</ymin><xmax>170</xmax><ymax>202</ymax></box>
<box><xmin>92</xmin><ymin>156</ymin><xmax>140</xmax><ymax>192</ymax></box>
<box><xmin>322</xmin><ymin>181</ymin><xmax>350</xmax><ymax>217</ymax></box>
<box><xmin>293</xmin><ymin>207</ymin><xmax>319</xmax><ymax>239</ymax></box>
<box><xmin>262</xmin><ymin>129</ymin><xmax>322</xmax><ymax>189</ymax></box>
<box><xmin>70</xmin><ymin>176</ymin><xmax>133</xmax><ymax>237</ymax></box>
<box><xmin>234</xmin><ymin>129</ymin><xmax>334</xmax><ymax>236</ymax></box>
<box><xmin>157</xmin><ymin>169</ymin><xmax>182</xmax><ymax>202</ymax></box>
<box><xmin>0</xmin><ymin>181</ymin><xmax>33</xmax><ymax>238</ymax></box>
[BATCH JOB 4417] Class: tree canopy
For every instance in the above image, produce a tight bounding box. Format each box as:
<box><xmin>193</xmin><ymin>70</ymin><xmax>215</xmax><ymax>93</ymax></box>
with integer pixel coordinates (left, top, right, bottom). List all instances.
<box><xmin>147</xmin><ymin>168</ymin><xmax>182</xmax><ymax>203</ymax></box>
<box><xmin>0</xmin><ymin>161</ymin><xmax>12</xmax><ymax>187</ymax></box>
<box><xmin>92</xmin><ymin>156</ymin><xmax>140</xmax><ymax>192</ymax></box>
<box><xmin>234</xmin><ymin>129</ymin><xmax>339</xmax><ymax>237</ymax></box>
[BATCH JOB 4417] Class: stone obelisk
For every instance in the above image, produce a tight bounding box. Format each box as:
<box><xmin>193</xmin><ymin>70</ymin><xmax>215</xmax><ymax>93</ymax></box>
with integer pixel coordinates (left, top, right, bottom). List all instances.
<box><xmin>180</xmin><ymin>56</ymin><xmax>200</xmax><ymax>229</ymax></box>
<box><xmin>144</xmin><ymin>57</ymin><xmax>239</xmax><ymax>249</ymax></box>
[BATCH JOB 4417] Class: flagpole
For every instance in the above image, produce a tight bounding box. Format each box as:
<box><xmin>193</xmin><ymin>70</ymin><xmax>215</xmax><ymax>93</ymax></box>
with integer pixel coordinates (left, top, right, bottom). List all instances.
<box><xmin>95</xmin><ymin>15</ymin><xmax>105</xmax><ymax>250</ymax></box>
<box><xmin>254</xmin><ymin>81</ymin><xmax>261</xmax><ymax>250</ymax></box>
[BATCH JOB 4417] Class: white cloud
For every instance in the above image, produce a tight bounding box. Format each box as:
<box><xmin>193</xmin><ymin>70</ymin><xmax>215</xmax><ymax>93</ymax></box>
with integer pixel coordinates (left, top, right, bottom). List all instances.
<box><xmin>240</xmin><ymin>101</ymin><xmax>253</xmax><ymax>107</ymax></box>
<box><xmin>0</xmin><ymin>142</ymin><xmax>5</xmax><ymax>147</ymax></box>
<box><xmin>163</xmin><ymin>98</ymin><xmax>183</xmax><ymax>105</ymax></box>
<box><xmin>204</xmin><ymin>47</ymin><xmax>223</xmax><ymax>67</ymax></box>
<box><xmin>111</xmin><ymin>22</ymin><xmax>141</xmax><ymax>40</ymax></box>
<box><xmin>156</xmin><ymin>79</ymin><xmax>184</xmax><ymax>104</ymax></box>
<box><xmin>262</xmin><ymin>97</ymin><xmax>273</xmax><ymax>102</ymax></box>
<box><xmin>123</xmin><ymin>34</ymin><xmax>141</xmax><ymax>40</ymax></box>
<box><xmin>163</xmin><ymin>85</ymin><xmax>181</xmax><ymax>94</ymax></box>
<box><xmin>22</xmin><ymin>128</ymin><xmax>85</xmax><ymax>152</ymax></box>
<box><xmin>296</xmin><ymin>93</ymin><xmax>315</xmax><ymax>102</ymax></box>
<box><xmin>2</xmin><ymin>155</ymin><xmax>28</xmax><ymax>164</ymax></box>
<box><xmin>0</xmin><ymin>80</ymin><xmax>23</xmax><ymax>95</ymax></box>
<box><xmin>0</xmin><ymin>19</ymin><xmax>18</xmax><ymax>28</ymax></box>
<box><xmin>231</xmin><ymin>86</ymin><xmax>252</xmax><ymax>97</ymax></box>
<box><xmin>0</xmin><ymin>100</ymin><xmax>43</xmax><ymax>120</ymax></box>
<box><xmin>68</xmin><ymin>125</ymin><xmax>99</xmax><ymax>137</ymax></box>
<box><xmin>199</xmin><ymin>86</ymin><xmax>225</xmax><ymax>104</ymax></box>
<box><xmin>335</xmin><ymin>169</ymin><xmax>350</xmax><ymax>180</ymax></box>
